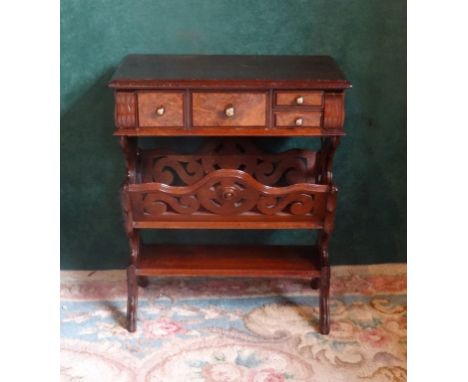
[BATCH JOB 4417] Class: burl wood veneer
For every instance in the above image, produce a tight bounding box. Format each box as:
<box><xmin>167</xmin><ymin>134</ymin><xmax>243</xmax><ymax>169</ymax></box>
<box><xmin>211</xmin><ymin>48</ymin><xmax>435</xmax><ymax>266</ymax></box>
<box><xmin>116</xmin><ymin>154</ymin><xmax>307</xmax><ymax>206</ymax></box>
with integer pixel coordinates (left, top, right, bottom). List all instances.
<box><xmin>109</xmin><ymin>54</ymin><xmax>351</xmax><ymax>335</ymax></box>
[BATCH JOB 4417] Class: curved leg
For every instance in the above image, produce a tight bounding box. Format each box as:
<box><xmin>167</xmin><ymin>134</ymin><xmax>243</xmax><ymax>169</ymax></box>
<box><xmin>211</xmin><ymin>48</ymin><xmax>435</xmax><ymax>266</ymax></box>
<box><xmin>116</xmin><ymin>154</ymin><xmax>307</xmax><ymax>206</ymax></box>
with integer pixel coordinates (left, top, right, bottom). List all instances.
<box><xmin>119</xmin><ymin>137</ymin><xmax>142</xmax><ymax>332</ymax></box>
<box><xmin>127</xmin><ymin>264</ymin><xmax>138</xmax><ymax>332</ymax></box>
<box><xmin>314</xmin><ymin>137</ymin><xmax>339</xmax><ymax>334</ymax></box>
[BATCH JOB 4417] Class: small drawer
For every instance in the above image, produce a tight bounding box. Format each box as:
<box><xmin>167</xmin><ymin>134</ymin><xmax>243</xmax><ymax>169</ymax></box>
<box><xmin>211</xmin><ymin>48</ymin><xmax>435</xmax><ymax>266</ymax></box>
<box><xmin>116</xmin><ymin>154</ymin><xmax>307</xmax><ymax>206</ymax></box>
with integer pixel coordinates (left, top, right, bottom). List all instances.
<box><xmin>275</xmin><ymin>111</ymin><xmax>322</xmax><ymax>127</ymax></box>
<box><xmin>192</xmin><ymin>92</ymin><xmax>266</xmax><ymax>127</ymax></box>
<box><xmin>138</xmin><ymin>92</ymin><xmax>184</xmax><ymax>127</ymax></box>
<box><xmin>275</xmin><ymin>91</ymin><xmax>323</xmax><ymax>107</ymax></box>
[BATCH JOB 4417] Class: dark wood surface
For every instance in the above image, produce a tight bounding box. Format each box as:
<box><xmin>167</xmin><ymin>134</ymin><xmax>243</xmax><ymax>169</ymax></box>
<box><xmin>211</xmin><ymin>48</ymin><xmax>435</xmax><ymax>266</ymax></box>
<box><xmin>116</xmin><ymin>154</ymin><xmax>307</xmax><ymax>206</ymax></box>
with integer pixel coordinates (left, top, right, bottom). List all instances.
<box><xmin>109</xmin><ymin>55</ymin><xmax>351</xmax><ymax>89</ymax></box>
<box><xmin>124</xmin><ymin>140</ymin><xmax>329</xmax><ymax>228</ymax></box>
<box><xmin>112</xmin><ymin>55</ymin><xmax>350</xmax><ymax>335</ymax></box>
<box><xmin>111</xmin><ymin>56</ymin><xmax>349</xmax><ymax>136</ymax></box>
<box><xmin>127</xmin><ymin>169</ymin><xmax>329</xmax><ymax>226</ymax></box>
<box><xmin>137</xmin><ymin>245</ymin><xmax>320</xmax><ymax>277</ymax></box>
<box><xmin>113</xmin><ymin>126</ymin><xmax>345</xmax><ymax>137</ymax></box>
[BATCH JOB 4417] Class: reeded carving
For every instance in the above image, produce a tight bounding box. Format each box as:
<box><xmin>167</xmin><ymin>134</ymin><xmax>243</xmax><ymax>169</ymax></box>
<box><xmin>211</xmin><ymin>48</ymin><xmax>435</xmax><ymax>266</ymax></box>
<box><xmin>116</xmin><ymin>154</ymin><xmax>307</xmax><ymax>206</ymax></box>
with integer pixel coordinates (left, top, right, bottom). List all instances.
<box><xmin>115</xmin><ymin>92</ymin><xmax>136</xmax><ymax>128</ymax></box>
<box><xmin>129</xmin><ymin>169</ymin><xmax>328</xmax><ymax>218</ymax></box>
<box><xmin>140</xmin><ymin>140</ymin><xmax>318</xmax><ymax>187</ymax></box>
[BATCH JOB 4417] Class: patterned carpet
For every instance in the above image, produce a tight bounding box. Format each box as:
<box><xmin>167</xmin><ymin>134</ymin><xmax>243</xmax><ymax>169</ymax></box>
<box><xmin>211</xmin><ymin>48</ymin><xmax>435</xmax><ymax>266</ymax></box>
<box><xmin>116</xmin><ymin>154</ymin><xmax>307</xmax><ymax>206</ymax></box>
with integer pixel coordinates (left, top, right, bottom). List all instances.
<box><xmin>60</xmin><ymin>264</ymin><xmax>406</xmax><ymax>382</ymax></box>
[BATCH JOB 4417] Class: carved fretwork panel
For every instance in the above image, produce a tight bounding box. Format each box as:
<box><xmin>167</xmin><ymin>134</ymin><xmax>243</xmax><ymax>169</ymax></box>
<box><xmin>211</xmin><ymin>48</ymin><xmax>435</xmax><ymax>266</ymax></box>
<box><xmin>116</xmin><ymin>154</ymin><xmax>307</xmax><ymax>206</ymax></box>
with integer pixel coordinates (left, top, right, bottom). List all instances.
<box><xmin>128</xmin><ymin>169</ymin><xmax>328</xmax><ymax>221</ymax></box>
<box><xmin>140</xmin><ymin>140</ymin><xmax>318</xmax><ymax>187</ymax></box>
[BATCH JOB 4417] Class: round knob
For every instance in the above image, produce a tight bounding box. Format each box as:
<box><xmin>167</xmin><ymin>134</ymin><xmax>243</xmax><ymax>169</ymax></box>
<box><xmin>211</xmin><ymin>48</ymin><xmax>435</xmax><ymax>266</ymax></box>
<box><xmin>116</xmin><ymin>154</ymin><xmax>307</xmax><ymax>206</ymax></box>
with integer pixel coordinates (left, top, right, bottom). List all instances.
<box><xmin>224</xmin><ymin>105</ymin><xmax>235</xmax><ymax>117</ymax></box>
<box><xmin>223</xmin><ymin>191</ymin><xmax>234</xmax><ymax>200</ymax></box>
<box><xmin>295</xmin><ymin>117</ymin><xmax>304</xmax><ymax>126</ymax></box>
<box><xmin>221</xmin><ymin>186</ymin><xmax>236</xmax><ymax>200</ymax></box>
<box><xmin>296</xmin><ymin>96</ymin><xmax>304</xmax><ymax>105</ymax></box>
<box><xmin>156</xmin><ymin>106</ymin><xmax>165</xmax><ymax>116</ymax></box>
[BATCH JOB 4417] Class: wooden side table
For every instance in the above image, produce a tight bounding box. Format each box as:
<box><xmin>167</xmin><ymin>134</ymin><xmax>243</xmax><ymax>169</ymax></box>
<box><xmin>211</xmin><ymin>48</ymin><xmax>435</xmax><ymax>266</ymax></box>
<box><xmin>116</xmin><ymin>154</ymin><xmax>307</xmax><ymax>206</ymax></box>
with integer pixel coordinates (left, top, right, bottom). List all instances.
<box><xmin>109</xmin><ymin>55</ymin><xmax>351</xmax><ymax>334</ymax></box>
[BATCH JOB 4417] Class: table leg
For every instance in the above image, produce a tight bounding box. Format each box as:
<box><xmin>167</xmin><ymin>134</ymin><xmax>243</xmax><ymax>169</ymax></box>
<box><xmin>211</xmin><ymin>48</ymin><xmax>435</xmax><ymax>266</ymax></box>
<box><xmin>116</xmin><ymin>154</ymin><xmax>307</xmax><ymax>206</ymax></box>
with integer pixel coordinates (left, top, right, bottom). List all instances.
<box><xmin>319</xmin><ymin>259</ymin><xmax>330</xmax><ymax>334</ymax></box>
<box><xmin>127</xmin><ymin>264</ymin><xmax>138</xmax><ymax>332</ymax></box>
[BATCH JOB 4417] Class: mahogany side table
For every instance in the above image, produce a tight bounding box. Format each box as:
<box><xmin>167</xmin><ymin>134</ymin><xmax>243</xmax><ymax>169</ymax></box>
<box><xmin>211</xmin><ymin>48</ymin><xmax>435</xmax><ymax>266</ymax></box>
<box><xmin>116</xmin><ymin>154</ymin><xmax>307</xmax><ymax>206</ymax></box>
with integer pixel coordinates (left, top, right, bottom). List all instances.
<box><xmin>109</xmin><ymin>55</ymin><xmax>351</xmax><ymax>334</ymax></box>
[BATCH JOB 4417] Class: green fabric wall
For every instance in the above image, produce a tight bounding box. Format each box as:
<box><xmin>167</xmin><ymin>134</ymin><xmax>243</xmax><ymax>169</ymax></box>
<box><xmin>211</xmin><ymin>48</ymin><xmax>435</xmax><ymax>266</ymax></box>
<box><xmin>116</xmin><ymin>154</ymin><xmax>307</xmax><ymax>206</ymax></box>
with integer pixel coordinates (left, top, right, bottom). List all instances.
<box><xmin>61</xmin><ymin>0</ymin><xmax>406</xmax><ymax>269</ymax></box>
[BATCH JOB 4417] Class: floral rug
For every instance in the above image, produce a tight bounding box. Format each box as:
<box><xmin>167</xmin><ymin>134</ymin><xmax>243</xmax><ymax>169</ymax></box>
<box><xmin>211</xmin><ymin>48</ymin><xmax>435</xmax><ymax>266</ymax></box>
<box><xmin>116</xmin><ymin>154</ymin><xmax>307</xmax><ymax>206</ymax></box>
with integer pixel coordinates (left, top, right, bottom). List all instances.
<box><xmin>60</xmin><ymin>264</ymin><xmax>406</xmax><ymax>382</ymax></box>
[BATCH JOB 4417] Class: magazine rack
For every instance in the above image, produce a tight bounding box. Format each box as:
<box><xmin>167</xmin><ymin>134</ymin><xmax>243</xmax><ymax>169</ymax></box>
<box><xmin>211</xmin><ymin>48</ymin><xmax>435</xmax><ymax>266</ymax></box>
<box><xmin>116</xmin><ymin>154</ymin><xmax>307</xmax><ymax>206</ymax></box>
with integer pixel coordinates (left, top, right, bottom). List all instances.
<box><xmin>109</xmin><ymin>55</ymin><xmax>351</xmax><ymax>334</ymax></box>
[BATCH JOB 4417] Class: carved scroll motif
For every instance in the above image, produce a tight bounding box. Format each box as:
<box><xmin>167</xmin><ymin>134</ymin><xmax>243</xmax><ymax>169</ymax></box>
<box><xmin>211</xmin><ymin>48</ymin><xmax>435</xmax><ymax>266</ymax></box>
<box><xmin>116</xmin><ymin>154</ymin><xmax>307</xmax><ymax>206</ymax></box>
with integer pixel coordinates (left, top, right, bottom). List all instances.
<box><xmin>130</xmin><ymin>169</ymin><xmax>327</xmax><ymax>218</ymax></box>
<box><xmin>140</xmin><ymin>140</ymin><xmax>318</xmax><ymax>187</ymax></box>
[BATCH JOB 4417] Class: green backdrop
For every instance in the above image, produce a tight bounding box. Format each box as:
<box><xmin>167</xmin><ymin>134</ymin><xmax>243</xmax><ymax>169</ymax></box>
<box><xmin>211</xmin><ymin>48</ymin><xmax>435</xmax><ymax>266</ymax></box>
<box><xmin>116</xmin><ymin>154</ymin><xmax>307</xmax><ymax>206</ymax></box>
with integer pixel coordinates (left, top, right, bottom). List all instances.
<box><xmin>61</xmin><ymin>0</ymin><xmax>406</xmax><ymax>269</ymax></box>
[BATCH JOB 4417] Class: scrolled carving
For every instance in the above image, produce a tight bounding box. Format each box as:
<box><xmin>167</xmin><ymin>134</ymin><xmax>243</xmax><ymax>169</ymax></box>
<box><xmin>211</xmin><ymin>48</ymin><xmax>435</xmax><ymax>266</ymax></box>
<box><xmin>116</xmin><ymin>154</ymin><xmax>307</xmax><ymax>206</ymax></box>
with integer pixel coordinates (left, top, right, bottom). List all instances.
<box><xmin>142</xmin><ymin>193</ymin><xmax>200</xmax><ymax>215</ymax></box>
<box><xmin>197</xmin><ymin>177</ymin><xmax>259</xmax><ymax>215</ymax></box>
<box><xmin>129</xmin><ymin>169</ymin><xmax>328</xmax><ymax>219</ymax></box>
<box><xmin>257</xmin><ymin>193</ymin><xmax>315</xmax><ymax>216</ymax></box>
<box><xmin>140</xmin><ymin>140</ymin><xmax>318</xmax><ymax>187</ymax></box>
<box><xmin>150</xmin><ymin>155</ymin><xmax>205</xmax><ymax>185</ymax></box>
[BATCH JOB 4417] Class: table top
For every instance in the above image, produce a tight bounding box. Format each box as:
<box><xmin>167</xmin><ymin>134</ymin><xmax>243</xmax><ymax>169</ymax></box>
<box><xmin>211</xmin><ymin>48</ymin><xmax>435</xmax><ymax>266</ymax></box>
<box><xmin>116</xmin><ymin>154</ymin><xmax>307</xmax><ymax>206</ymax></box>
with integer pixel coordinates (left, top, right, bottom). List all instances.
<box><xmin>109</xmin><ymin>55</ymin><xmax>351</xmax><ymax>90</ymax></box>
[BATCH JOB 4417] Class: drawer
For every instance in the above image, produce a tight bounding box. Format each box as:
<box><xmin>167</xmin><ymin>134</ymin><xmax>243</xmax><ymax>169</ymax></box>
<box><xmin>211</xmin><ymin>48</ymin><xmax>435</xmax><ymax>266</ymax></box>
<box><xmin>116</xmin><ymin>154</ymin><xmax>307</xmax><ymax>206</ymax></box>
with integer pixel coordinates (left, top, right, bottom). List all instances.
<box><xmin>138</xmin><ymin>92</ymin><xmax>184</xmax><ymax>127</ymax></box>
<box><xmin>275</xmin><ymin>91</ymin><xmax>323</xmax><ymax>106</ymax></box>
<box><xmin>275</xmin><ymin>111</ymin><xmax>322</xmax><ymax>127</ymax></box>
<box><xmin>192</xmin><ymin>92</ymin><xmax>266</xmax><ymax>127</ymax></box>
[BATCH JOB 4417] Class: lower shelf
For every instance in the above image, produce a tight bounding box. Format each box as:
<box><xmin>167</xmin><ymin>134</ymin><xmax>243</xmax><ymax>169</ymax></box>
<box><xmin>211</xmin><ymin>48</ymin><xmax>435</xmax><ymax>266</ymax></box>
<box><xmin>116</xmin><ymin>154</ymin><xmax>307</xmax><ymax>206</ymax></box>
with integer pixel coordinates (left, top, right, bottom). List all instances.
<box><xmin>136</xmin><ymin>244</ymin><xmax>320</xmax><ymax>278</ymax></box>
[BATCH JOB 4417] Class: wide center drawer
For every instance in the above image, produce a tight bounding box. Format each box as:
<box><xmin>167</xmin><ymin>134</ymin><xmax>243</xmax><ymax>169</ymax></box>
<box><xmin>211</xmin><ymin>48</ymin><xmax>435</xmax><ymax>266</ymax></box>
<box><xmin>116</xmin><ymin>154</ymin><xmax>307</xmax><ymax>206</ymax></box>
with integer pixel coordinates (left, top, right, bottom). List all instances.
<box><xmin>192</xmin><ymin>92</ymin><xmax>267</xmax><ymax>127</ymax></box>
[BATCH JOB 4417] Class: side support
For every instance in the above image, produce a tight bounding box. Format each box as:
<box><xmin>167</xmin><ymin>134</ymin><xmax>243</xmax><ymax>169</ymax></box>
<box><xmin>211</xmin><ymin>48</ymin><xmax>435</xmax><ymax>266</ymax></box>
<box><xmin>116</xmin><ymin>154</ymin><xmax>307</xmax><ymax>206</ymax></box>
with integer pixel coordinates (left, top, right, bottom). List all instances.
<box><xmin>119</xmin><ymin>136</ymin><xmax>143</xmax><ymax>332</ymax></box>
<box><xmin>315</xmin><ymin>137</ymin><xmax>340</xmax><ymax>335</ymax></box>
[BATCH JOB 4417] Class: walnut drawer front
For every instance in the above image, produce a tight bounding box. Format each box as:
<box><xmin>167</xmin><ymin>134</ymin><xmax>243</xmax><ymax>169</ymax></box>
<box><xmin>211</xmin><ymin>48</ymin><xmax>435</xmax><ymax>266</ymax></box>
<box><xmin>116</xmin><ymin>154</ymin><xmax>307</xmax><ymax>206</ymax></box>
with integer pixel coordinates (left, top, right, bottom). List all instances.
<box><xmin>192</xmin><ymin>92</ymin><xmax>267</xmax><ymax>127</ymax></box>
<box><xmin>274</xmin><ymin>111</ymin><xmax>322</xmax><ymax>127</ymax></box>
<box><xmin>138</xmin><ymin>92</ymin><xmax>184</xmax><ymax>128</ymax></box>
<box><xmin>275</xmin><ymin>91</ymin><xmax>323</xmax><ymax>106</ymax></box>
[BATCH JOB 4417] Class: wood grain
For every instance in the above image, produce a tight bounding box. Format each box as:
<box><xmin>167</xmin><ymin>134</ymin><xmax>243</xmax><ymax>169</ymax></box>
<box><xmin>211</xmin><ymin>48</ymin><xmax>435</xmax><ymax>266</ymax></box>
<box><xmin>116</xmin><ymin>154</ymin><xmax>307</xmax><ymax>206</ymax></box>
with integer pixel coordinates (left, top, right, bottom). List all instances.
<box><xmin>275</xmin><ymin>91</ymin><xmax>323</xmax><ymax>106</ymax></box>
<box><xmin>323</xmin><ymin>93</ymin><xmax>345</xmax><ymax>129</ymax></box>
<box><xmin>192</xmin><ymin>92</ymin><xmax>266</xmax><ymax>127</ymax></box>
<box><xmin>137</xmin><ymin>245</ymin><xmax>320</xmax><ymax>277</ymax></box>
<box><xmin>274</xmin><ymin>111</ymin><xmax>322</xmax><ymax>127</ymax></box>
<box><xmin>138</xmin><ymin>92</ymin><xmax>184</xmax><ymax>127</ymax></box>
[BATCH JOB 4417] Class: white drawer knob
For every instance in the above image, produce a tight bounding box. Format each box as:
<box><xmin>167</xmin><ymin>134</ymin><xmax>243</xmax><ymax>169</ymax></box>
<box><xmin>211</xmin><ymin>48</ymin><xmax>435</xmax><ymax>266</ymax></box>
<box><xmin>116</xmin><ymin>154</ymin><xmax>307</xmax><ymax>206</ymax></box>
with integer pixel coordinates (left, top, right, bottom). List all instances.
<box><xmin>225</xmin><ymin>105</ymin><xmax>235</xmax><ymax>117</ymax></box>
<box><xmin>296</xmin><ymin>96</ymin><xmax>304</xmax><ymax>105</ymax></box>
<box><xmin>295</xmin><ymin>117</ymin><xmax>304</xmax><ymax>126</ymax></box>
<box><xmin>156</xmin><ymin>106</ymin><xmax>165</xmax><ymax>116</ymax></box>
